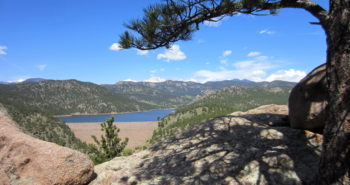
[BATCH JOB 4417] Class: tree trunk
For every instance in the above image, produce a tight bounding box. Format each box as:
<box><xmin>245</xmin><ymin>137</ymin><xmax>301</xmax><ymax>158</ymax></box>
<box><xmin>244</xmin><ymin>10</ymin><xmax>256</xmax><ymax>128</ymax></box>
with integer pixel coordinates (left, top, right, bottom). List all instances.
<box><xmin>318</xmin><ymin>0</ymin><xmax>350</xmax><ymax>184</ymax></box>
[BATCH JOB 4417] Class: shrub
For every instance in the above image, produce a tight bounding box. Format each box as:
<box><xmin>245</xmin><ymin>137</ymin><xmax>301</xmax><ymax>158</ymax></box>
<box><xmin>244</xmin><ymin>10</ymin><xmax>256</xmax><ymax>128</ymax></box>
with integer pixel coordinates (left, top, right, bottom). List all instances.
<box><xmin>88</xmin><ymin>117</ymin><xmax>128</xmax><ymax>164</ymax></box>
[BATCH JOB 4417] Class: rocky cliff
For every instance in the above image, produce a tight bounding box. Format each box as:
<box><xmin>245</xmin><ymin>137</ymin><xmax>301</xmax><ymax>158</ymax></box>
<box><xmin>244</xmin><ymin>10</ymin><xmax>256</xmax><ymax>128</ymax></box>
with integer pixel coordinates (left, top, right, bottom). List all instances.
<box><xmin>90</xmin><ymin>105</ymin><xmax>322</xmax><ymax>185</ymax></box>
<box><xmin>0</xmin><ymin>104</ymin><xmax>95</xmax><ymax>185</ymax></box>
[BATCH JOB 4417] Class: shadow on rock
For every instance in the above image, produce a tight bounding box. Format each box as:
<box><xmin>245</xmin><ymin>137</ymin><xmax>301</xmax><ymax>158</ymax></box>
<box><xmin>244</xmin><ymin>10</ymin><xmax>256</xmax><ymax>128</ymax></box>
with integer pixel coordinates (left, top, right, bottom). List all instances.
<box><xmin>131</xmin><ymin>113</ymin><xmax>322</xmax><ymax>185</ymax></box>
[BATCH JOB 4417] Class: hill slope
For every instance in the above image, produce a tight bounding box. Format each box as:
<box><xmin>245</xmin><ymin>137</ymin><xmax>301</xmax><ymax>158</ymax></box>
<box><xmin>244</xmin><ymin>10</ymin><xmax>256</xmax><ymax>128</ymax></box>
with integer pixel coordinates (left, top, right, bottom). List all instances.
<box><xmin>0</xmin><ymin>80</ymin><xmax>158</xmax><ymax>115</ymax></box>
<box><xmin>103</xmin><ymin>80</ymin><xmax>206</xmax><ymax>107</ymax></box>
<box><xmin>0</xmin><ymin>103</ymin><xmax>89</xmax><ymax>152</ymax></box>
<box><xmin>149</xmin><ymin>86</ymin><xmax>292</xmax><ymax>143</ymax></box>
<box><xmin>105</xmin><ymin>79</ymin><xmax>295</xmax><ymax>108</ymax></box>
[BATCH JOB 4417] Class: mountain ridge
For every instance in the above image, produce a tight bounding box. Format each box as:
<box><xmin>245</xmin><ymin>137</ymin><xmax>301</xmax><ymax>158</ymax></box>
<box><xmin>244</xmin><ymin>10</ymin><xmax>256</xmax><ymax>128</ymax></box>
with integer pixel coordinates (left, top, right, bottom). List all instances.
<box><xmin>0</xmin><ymin>79</ymin><xmax>158</xmax><ymax>115</ymax></box>
<box><xmin>104</xmin><ymin>79</ymin><xmax>296</xmax><ymax>107</ymax></box>
<box><xmin>149</xmin><ymin>85</ymin><xmax>292</xmax><ymax>143</ymax></box>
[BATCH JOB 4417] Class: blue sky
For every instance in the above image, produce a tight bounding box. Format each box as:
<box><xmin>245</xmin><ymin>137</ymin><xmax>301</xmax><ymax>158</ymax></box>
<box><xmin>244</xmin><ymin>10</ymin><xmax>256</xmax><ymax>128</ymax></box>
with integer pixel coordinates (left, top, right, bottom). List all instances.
<box><xmin>0</xmin><ymin>0</ymin><xmax>328</xmax><ymax>84</ymax></box>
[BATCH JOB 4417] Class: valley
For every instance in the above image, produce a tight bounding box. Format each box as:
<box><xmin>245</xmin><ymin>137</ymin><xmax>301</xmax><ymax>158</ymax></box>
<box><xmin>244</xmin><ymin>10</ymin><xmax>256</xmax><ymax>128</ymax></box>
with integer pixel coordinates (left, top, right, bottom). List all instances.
<box><xmin>0</xmin><ymin>78</ymin><xmax>294</xmax><ymax>151</ymax></box>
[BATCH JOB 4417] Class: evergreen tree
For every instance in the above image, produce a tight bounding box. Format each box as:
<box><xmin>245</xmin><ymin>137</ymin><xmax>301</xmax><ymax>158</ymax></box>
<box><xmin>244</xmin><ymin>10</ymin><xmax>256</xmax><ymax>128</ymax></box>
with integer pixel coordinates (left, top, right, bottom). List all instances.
<box><xmin>89</xmin><ymin>117</ymin><xmax>128</xmax><ymax>164</ymax></box>
<box><xmin>119</xmin><ymin>1</ymin><xmax>350</xmax><ymax>184</ymax></box>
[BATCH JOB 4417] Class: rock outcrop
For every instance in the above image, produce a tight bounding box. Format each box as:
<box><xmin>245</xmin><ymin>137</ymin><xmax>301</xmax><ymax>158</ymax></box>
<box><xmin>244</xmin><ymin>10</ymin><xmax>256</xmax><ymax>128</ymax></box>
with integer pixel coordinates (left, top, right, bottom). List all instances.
<box><xmin>91</xmin><ymin>105</ymin><xmax>322</xmax><ymax>185</ymax></box>
<box><xmin>0</xmin><ymin>104</ymin><xmax>95</xmax><ymax>185</ymax></box>
<box><xmin>288</xmin><ymin>64</ymin><xmax>328</xmax><ymax>131</ymax></box>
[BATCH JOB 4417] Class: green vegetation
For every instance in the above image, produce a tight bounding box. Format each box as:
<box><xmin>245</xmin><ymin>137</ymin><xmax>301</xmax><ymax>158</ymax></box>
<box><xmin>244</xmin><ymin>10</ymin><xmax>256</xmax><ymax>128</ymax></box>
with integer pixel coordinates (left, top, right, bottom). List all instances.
<box><xmin>149</xmin><ymin>86</ymin><xmax>292</xmax><ymax>144</ymax></box>
<box><xmin>88</xmin><ymin>117</ymin><xmax>129</xmax><ymax>164</ymax></box>
<box><xmin>103</xmin><ymin>81</ymin><xmax>205</xmax><ymax>107</ymax></box>
<box><xmin>0</xmin><ymin>80</ymin><xmax>158</xmax><ymax>115</ymax></box>
<box><xmin>0</xmin><ymin>78</ymin><xmax>294</xmax><ymax>163</ymax></box>
<box><xmin>2</xmin><ymin>103</ymin><xmax>89</xmax><ymax>153</ymax></box>
<box><xmin>104</xmin><ymin>80</ymin><xmax>295</xmax><ymax>108</ymax></box>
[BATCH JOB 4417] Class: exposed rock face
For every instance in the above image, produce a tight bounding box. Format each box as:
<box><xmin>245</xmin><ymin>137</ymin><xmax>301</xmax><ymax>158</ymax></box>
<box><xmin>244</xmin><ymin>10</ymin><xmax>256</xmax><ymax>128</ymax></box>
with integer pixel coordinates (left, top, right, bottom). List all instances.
<box><xmin>0</xmin><ymin>104</ymin><xmax>95</xmax><ymax>185</ymax></box>
<box><xmin>288</xmin><ymin>64</ymin><xmax>328</xmax><ymax>130</ymax></box>
<box><xmin>91</xmin><ymin>105</ymin><xmax>322</xmax><ymax>185</ymax></box>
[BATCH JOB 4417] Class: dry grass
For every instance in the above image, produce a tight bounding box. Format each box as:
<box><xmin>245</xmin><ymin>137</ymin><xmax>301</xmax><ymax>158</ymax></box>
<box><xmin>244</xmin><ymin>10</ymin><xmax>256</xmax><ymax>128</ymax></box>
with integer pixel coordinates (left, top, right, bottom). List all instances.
<box><xmin>67</xmin><ymin>121</ymin><xmax>158</xmax><ymax>149</ymax></box>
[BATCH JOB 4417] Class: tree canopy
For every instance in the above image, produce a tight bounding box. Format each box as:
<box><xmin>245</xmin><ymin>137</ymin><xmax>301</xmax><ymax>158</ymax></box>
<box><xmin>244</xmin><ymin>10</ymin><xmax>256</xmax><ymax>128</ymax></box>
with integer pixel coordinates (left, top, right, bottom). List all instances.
<box><xmin>88</xmin><ymin>117</ymin><xmax>128</xmax><ymax>164</ymax></box>
<box><xmin>119</xmin><ymin>0</ymin><xmax>328</xmax><ymax>50</ymax></box>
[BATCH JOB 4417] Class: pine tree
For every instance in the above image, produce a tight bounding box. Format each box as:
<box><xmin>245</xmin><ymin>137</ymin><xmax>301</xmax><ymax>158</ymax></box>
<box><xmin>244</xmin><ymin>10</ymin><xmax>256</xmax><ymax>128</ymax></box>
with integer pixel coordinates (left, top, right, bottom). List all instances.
<box><xmin>88</xmin><ymin>117</ymin><xmax>128</xmax><ymax>164</ymax></box>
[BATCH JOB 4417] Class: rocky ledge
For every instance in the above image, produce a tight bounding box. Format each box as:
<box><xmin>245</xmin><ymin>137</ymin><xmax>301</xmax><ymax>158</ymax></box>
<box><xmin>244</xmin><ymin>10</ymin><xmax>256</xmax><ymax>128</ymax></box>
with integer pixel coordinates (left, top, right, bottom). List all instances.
<box><xmin>90</xmin><ymin>104</ymin><xmax>322</xmax><ymax>185</ymax></box>
<box><xmin>0</xmin><ymin>104</ymin><xmax>95</xmax><ymax>185</ymax></box>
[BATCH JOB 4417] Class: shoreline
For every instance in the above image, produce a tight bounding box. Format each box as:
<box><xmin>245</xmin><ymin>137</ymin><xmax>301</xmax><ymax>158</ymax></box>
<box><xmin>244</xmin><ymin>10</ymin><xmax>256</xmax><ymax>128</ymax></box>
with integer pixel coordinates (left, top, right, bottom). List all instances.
<box><xmin>55</xmin><ymin>108</ymin><xmax>175</xmax><ymax>117</ymax></box>
<box><xmin>67</xmin><ymin>121</ymin><xmax>158</xmax><ymax>148</ymax></box>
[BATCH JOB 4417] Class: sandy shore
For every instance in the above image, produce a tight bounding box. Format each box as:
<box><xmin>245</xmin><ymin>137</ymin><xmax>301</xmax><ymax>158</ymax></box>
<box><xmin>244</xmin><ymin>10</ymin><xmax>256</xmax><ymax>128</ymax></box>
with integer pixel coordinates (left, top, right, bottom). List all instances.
<box><xmin>67</xmin><ymin>121</ymin><xmax>158</xmax><ymax>149</ymax></box>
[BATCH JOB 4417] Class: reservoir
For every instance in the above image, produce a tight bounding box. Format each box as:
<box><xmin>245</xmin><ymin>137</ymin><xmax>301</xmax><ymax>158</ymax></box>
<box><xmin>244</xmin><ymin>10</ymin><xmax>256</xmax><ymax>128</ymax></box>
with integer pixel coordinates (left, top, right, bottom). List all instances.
<box><xmin>58</xmin><ymin>108</ymin><xmax>174</xmax><ymax>123</ymax></box>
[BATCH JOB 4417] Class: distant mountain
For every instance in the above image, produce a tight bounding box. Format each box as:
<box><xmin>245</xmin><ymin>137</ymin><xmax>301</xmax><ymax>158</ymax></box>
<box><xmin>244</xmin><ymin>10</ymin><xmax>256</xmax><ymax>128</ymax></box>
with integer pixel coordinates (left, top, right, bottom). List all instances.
<box><xmin>204</xmin><ymin>79</ymin><xmax>296</xmax><ymax>89</ymax></box>
<box><xmin>0</xmin><ymin>78</ymin><xmax>48</xmax><ymax>84</ymax></box>
<box><xmin>105</xmin><ymin>79</ymin><xmax>296</xmax><ymax>108</ymax></box>
<box><xmin>0</xmin><ymin>80</ymin><xmax>158</xmax><ymax>115</ymax></box>
<box><xmin>22</xmin><ymin>78</ymin><xmax>48</xmax><ymax>83</ymax></box>
<box><xmin>1</xmin><ymin>78</ymin><xmax>295</xmax><ymax>111</ymax></box>
<box><xmin>204</xmin><ymin>79</ymin><xmax>259</xmax><ymax>89</ymax></box>
<box><xmin>103</xmin><ymin>80</ymin><xmax>208</xmax><ymax>107</ymax></box>
<box><xmin>149</xmin><ymin>85</ymin><xmax>292</xmax><ymax>143</ymax></box>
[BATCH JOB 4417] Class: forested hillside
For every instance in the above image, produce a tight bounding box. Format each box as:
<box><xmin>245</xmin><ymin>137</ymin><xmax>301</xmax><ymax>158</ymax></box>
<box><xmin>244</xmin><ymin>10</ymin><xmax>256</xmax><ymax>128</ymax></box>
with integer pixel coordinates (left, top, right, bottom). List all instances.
<box><xmin>105</xmin><ymin>79</ymin><xmax>295</xmax><ymax>107</ymax></box>
<box><xmin>103</xmin><ymin>81</ymin><xmax>195</xmax><ymax>107</ymax></box>
<box><xmin>0</xmin><ymin>80</ymin><xmax>158</xmax><ymax>115</ymax></box>
<box><xmin>103</xmin><ymin>80</ymin><xmax>206</xmax><ymax>107</ymax></box>
<box><xmin>1</xmin><ymin>103</ymin><xmax>89</xmax><ymax>152</ymax></box>
<box><xmin>149</xmin><ymin>86</ymin><xmax>292</xmax><ymax>143</ymax></box>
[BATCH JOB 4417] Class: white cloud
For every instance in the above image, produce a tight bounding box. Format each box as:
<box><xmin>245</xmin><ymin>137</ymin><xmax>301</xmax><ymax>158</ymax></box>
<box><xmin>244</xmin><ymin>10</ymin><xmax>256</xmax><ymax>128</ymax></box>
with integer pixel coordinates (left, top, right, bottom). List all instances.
<box><xmin>7</xmin><ymin>77</ymin><xmax>29</xmax><ymax>83</ymax></box>
<box><xmin>256</xmin><ymin>56</ymin><xmax>269</xmax><ymax>61</ymax></box>
<box><xmin>13</xmin><ymin>78</ymin><xmax>26</xmax><ymax>83</ymax></box>
<box><xmin>150</xmin><ymin>68</ymin><xmax>165</xmax><ymax>74</ymax></box>
<box><xmin>137</xmin><ymin>49</ymin><xmax>149</xmax><ymax>55</ymax></box>
<box><xmin>259</xmin><ymin>29</ymin><xmax>275</xmax><ymax>35</ymax></box>
<box><xmin>157</xmin><ymin>45</ymin><xmax>186</xmax><ymax>61</ymax></box>
<box><xmin>203</xmin><ymin>20</ymin><xmax>222</xmax><ymax>27</ymax></box>
<box><xmin>233</xmin><ymin>60</ymin><xmax>255</xmax><ymax>69</ymax></box>
<box><xmin>194</xmin><ymin>66</ymin><xmax>267</xmax><ymax>83</ymax></box>
<box><xmin>266</xmin><ymin>69</ymin><xmax>306</xmax><ymax>82</ymax></box>
<box><xmin>194</xmin><ymin>69</ymin><xmax>235</xmax><ymax>82</ymax></box>
<box><xmin>37</xmin><ymin>64</ymin><xmax>47</xmax><ymax>71</ymax></box>
<box><xmin>194</xmin><ymin>52</ymin><xmax>303</xmax><ymax>83</ymax></box>
<box><xmin>0</xmin><ymin>46</ymin><xmax>7</xmax><ymax>55</ymax></box>
<box><xmin>193</xmin><ymin>66</ymin><xmax>305</xmax><ymax>83</ymax></box>
<box><xmin>109</xmin><ymin>43</ymin><xmax>123</xmax><ymax>51</ymax></box>
<box><xmin>220</xmin><ymin>59</ymin><xmax>228</xmax><ymax>64</ymax></box>
<box><xmin>150</xmin><ymin>69</ymin><xmax>157</xmax><ymax>73</ymax></box>
<box><xmin>233</xmin><ymin>60</ymin><xmax>274</xmax><ymax>70</ymax></box>
<box><xmin>144</xmin><ymin>77</ymin><xmax>166</xmax><ymax>83</ymax></box>
<box><xmin>247</xmin><ymin>51</ymin><xmax>261</xmax><ymax>57</ymax></box>
<box><xmin>222</xmin><ymin>50</ymin><xmax>232</xmax><ymax>57</ymax></box>
<box><xmin>193</xmin><ymin>57</ymin><xmax>278</xmax><ymax>82</ymax></box>
<box><xmin>124</xmin><ymin>78</ymin><xmax>136</xmax><ymax>82</ymax></box>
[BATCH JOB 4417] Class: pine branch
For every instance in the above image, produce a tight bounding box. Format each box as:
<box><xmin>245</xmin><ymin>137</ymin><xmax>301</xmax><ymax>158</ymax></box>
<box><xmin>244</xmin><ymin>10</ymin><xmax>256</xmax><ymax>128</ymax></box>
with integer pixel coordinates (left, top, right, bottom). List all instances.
<box><xmin>119</xmin><ymin>0</ymin><xmax>329</xmax><ymax>50</ymax></box>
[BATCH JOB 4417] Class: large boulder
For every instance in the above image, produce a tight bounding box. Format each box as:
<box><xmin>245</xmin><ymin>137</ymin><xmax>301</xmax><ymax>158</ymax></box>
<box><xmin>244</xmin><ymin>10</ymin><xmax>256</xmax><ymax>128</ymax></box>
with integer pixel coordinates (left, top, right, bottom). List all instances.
<box><xmin>289</xmin><ymin>64</ymin><xmax>328</xmax><ymax>131</ymax></box>
<box><xmin>90</xmin><ymin>105</ymin><xmax>322</xmax><ymax>185</ymax></box>
<box><xmin>0</xmin><ymin>105</ymin><xmax>95</xmax><ymax>185</ymax></box>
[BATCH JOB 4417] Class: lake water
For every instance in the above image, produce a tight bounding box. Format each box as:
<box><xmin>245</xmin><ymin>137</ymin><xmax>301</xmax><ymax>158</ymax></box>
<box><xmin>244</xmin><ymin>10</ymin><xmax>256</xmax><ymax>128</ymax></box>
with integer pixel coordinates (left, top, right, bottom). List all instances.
<box><xmin>58</xmin><ymin>109</ymin><xmax>174</xmax><ymax>123</ymax></box>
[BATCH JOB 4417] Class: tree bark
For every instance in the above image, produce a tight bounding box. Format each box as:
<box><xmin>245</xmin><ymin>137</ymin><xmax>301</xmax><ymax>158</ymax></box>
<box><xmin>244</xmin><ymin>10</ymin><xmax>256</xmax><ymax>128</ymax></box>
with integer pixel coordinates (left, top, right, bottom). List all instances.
<box><xmin>318</xmin><ymin>0</ymin><xmax>350</xmax><ymax>184</ymax></box>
